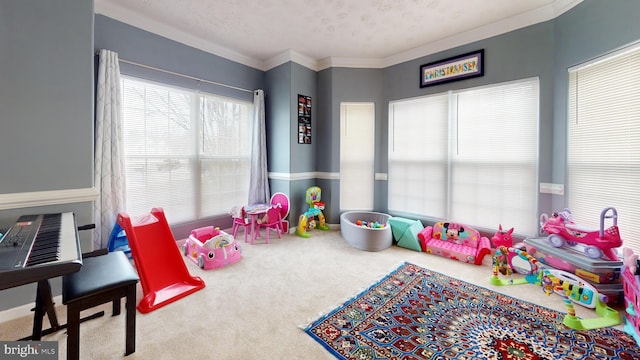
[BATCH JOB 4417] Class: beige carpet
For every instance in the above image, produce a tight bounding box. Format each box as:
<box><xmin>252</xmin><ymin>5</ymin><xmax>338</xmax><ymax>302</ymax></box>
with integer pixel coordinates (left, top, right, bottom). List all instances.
<box><xmin>0</xmin><ymin>229</ymin><xmax>612</xmax><ymax>359</ymax></box>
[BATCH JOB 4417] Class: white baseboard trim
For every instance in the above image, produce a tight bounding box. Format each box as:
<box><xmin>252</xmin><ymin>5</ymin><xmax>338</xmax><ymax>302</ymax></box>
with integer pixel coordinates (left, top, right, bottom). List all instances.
<box><xmin>0</xmin><ymin>295</ymin><xmax>63</xmax><ymax>323</ymax></box>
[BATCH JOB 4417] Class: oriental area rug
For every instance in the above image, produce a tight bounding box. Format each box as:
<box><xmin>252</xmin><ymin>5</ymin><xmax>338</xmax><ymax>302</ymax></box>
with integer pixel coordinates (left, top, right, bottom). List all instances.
<box><xmin>304</xmin><ymin>262</ymin><xmax>640</xmax><ymax>360</ymax></box>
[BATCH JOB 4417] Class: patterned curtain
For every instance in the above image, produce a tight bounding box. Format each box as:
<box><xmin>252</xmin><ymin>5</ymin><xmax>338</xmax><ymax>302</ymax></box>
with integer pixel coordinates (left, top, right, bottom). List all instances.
<box><xmin>248</xmin><ymin>89</ymin><xmax>270</xmax><ymax>205</ymax></box>
<box><xmin>93</xmin><ymin>49</ymin><xmax>126</xmax><ymax>250</ymax></box>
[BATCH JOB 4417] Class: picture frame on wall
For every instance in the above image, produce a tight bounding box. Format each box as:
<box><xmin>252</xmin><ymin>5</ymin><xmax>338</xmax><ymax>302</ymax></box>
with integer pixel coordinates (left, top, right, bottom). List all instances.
<box><xmin>298</xmin><ymin>94</ymin><xmax>312</xmax><ymax>144</ymax></box>
<box><xmin>420</xmin><ymin>49</ymin><xmax>484</xmax><ymax>88</ymax></box>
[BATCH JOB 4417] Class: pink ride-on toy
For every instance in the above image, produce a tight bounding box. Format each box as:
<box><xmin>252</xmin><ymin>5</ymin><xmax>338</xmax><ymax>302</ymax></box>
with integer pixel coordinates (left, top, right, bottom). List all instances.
<box><xmin>184</xmin><ymin>226</ymin><xmax>242</xmax><ymax>269</ymax></box>
<box><xmin>539</xmin><ymin>207</ymin><xmax>622</xmax><ymax>261</ymax></box>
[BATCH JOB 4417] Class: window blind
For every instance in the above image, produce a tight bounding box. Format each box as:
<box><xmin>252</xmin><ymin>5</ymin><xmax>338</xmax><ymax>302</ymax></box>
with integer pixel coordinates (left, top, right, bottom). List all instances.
<box><xmin>568</xmin><ymin>42</ymin><xmax>640</xmax><ymax>254</ymax></box>
<box><xmin>121</xmin><ymin>77</ymin><xmax>252</xmax><ymax>224</ymax></box>
<box><xmin>389</xmin><ymin>78</ymin><xmax>539</xmax><ymax>235</ymax></box>
<box><xmin>389</xmin><ymin>94</ymin><xmax>449</xmax><ymax>217</ymax></box>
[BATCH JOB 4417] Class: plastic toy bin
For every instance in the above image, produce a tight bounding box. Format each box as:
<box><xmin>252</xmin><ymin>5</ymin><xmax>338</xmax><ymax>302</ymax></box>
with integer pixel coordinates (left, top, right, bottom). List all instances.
<box><xmin>340</xmin><ymin>211</ymin><xmax>392</xmax><ymax>252</ymax></box>
<box><xmin>523</xmin><ymin>237</ymin><xmax>622</xmax><ymax>284</ymax></box>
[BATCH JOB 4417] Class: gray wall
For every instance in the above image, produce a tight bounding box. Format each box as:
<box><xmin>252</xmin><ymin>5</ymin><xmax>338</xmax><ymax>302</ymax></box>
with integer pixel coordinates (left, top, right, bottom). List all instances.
<box><xmin>318</xmin><ymin>68</ymin><xmax>384</xmax><ymax>222</ymax></box>
<box><xmin>551</xmin><ymin>0</ymin><xmax>640</xmax><ymax>210</ymax></box>
<box><xmin>265</xmin><ymin>62</ymin><xmax>319</xmax><ymax>226</ymax></box>
<box><xmin>0</xmin><ymin>0</ymin><xmax>94</xmax><ymax>311</ymax></box>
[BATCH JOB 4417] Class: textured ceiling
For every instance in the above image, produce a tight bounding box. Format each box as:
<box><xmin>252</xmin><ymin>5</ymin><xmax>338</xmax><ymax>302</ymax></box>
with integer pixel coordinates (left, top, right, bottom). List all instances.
<box><xmin>95</xmin><ymin>0</ymin><xmax>582</xmax><ymax>70</ymax></box>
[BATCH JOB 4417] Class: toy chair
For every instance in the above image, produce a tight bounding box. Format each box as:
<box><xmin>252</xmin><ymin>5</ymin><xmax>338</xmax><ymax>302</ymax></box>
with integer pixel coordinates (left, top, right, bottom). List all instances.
<box><xmin>270</xmin><ymin>192</ymin><xmax>290</xmax><ymax>233</ymax></box>
<box><xmin>230</xmin><ymin>206</ymin><xmax>251</xmax><ymax>242</ymax></box>
<box><xmin>256</xmin><ymin>206</ymin><xmax>283</xmax><ymax>244</ymax></box>
<box><xmin>296</xmin><ymin>186</ymin><xmax>330</xmax><ymax>238</ymax></box>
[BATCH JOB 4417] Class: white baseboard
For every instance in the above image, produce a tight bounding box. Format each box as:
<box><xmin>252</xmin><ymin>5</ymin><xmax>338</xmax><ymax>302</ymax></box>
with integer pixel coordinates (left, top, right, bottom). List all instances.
<box><xmin>0</xmin><ymin>295</ymin><xmax>62</xmax><ymax>323</ymax></box>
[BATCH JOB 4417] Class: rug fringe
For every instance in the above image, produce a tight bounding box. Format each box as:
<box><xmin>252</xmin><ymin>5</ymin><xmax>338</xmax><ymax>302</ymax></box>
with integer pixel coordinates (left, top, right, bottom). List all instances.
<box><xmin>299</xmin><ymin>261</ymin><xmax>409</xmax><ymax>330</ymax></box>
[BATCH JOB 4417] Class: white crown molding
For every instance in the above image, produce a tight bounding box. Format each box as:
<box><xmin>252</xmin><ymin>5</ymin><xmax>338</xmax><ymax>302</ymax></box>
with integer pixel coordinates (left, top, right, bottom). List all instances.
<box><xmin>382</xmin><ymin>0</ymin><xmax>583</xmax><ymax>68</ymax></box>
<box><xmin>552</xmin><ymin>0</ymin><xmax>584</xmax><ymax>15</ymax></box>
<box><xmin>96</xmin><ymin>0</ymin><xmax>582</xmax><ymax>72</ymax></box>
<box><xmin>0</xmin><ymin>188</ymin><xmax>99</xmax><ymax>210</ymax></box>
<box><xmin>317</xmin><ymin>57</ymin><xmax>385</xmax><ymax>71</ymax></box>
<box><xmin>94</xmin><ymin>0</ymin><xmax>263</xmax><ymax>70</ymax></box>
<box><xmin>263</xmin><ymin>49</ymin><xmax>319</xmax><ymax>72</ymax></box>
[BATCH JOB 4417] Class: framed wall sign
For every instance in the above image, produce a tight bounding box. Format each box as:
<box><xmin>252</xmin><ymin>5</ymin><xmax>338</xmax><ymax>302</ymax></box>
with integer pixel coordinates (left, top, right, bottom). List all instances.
<box><xmin>420</xmin><ymin>49</ymin><xmax>484</xmax><ymax>88</ymax></box>
<box><xmin>298</xmin><ymin>94</ymin><xmax>312</xmax><ymax>144</ymax></box>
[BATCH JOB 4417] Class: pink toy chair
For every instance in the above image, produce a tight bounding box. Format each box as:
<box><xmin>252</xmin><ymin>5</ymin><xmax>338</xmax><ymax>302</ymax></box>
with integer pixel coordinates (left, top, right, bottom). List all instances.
<box><xmin>256</xmin><ymin>206</ymin><xmax>283</xmax><ymax>244</ymax></box>
<box><xmin>231</xmin><ymin>206</ymin><xmax>251</xmax><ymax>242</ymax></box>
<box><xmin>270</xmin><ymin>192</ymin><xmax>290</xmax><ymax>233</ymax></box>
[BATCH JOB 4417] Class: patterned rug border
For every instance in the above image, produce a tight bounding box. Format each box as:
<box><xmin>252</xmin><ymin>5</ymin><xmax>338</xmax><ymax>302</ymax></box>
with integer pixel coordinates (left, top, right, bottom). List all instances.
<box><xmin>302</xmin><ymin>261</ymin><xmax>412</xmax><ymax>358</ymax></box>
<box><xmin>301</xmin><ymin>261</ymin><xmax>409</xmax><ymax>330</ymax></box>
<box><xmin>303</xmin><ymin>261</ymin><xmax>639</xmax><ymax>360</ymax></box>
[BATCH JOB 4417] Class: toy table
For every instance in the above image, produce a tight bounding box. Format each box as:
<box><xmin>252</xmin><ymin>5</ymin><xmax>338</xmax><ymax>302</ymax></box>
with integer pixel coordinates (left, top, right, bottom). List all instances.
<box><xmin>246</xmin><ymin>203</ymin><xmax>271</xmax><ymax>243</ymax></box>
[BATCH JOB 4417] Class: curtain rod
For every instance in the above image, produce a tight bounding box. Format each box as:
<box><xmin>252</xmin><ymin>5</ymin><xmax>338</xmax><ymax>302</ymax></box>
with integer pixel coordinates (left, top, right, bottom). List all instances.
<box><xmin>96</xmin><ymin>51</ymin><xmax>255</xmax><ymax>94</ymax></box>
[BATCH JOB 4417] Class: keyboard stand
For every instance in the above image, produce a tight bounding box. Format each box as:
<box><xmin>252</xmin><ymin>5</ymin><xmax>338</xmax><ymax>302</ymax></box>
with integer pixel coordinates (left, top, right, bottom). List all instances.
<box><xmin>30</xmin><ymin>280</ymin><xmax>59</xmax><ymax>340</ymax></box>
<box><xmin>19</xmin><ymin>279</ymin><xmax>106</xmax><ymax>341</ymax></box>
<box><xmin>17</xmin><ymin>247</ymin><xmax>106</xmax><ymax>342</ymax></box>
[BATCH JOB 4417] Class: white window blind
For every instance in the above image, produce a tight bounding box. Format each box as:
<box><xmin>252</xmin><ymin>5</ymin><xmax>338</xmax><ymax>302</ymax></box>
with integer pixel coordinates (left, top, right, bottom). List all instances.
<box><xmin>452</xmin><ymin>81</ymin><xmax>539</xmax><ymax>233</ymax></box>
<box><xmin>389</xmin><ymin>78</ymin><xmax>539</xmax><ymax>235</ymax></box>
<box><xmin>340</xmin><ymin>103</ymin><xmax>375</xmax><ymax>210</ymax></box>
<box><xmin>389</xmin><ymin>94</ymin><xmax>449</xmax><ymax>216</ymax></box>
<box><xmin>121</xmin><ymin>77</ymin><xmax>252</xmax><ymax>224</ymax></box>
<box><xmin>568</xmin><ymin>43</ymin><xmax>640</xmax><ymax>253</ymax></box>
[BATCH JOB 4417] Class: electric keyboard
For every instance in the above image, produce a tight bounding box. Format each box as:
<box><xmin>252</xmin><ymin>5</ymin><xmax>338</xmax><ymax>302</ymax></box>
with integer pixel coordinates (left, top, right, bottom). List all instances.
<box><xmin>0</xmin><ymin>212</ymin><xmax>82</xmax><ymax>290</ymax></box>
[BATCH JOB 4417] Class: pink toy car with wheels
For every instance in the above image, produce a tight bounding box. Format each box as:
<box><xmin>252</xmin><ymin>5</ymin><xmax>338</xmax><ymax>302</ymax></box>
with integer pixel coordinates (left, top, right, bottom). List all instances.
<box><xmin>539</xmin><ymin>207</ymin><xmax>622</xmax><ymax>261</ymax></box>
<box><xmin>184</xmin><ymin>226</ymin><xmax>242</xmax><ymax>269</ymax></box>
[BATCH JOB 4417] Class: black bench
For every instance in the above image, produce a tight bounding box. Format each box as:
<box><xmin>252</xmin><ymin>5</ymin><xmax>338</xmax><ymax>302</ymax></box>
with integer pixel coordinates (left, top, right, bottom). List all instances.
<box><xmin>62</xmin><ymin>251</ymin><xmax>139</xmax><ymax>360</ymax></box>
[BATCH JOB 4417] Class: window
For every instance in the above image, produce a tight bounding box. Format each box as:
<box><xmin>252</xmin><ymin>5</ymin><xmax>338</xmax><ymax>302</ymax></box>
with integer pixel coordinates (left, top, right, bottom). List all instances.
<box><xmin>568</xmin><ymin>43</ymin><xmax>640</xmax><ymax>253</ymax></box>
<box><xmin>121</xmin><ymin>77</ymin><xmax>253</xmax><ymax>224</ymax></box>
<box><xmin>340</xmin><ymin>102</ymin><xmax>375</xmax><ymax>210</ymax></box>
<box><xmin>389</xmin><ymin>78</ymin><xmax>539</xmax><ymax>235</ymax></box>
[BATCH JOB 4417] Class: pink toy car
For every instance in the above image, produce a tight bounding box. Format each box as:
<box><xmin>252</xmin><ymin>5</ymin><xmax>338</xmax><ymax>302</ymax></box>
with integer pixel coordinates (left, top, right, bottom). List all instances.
<box><xmin>539</xmin><ymin>207</ymin><xmax>622</xmax><ymax>261</ymax></box>
<box><xmin>184</xmin><ymin>226</ymin><xmax>242</xmax><ymax>269</ymax></box>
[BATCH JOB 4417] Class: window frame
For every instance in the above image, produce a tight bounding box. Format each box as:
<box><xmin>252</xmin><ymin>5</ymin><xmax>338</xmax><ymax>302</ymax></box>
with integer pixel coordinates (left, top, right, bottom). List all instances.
<box><xmin>120</xmin><ymin>76</ymin><xmax>253</xmax><ymax>224</ymax></box>
<box><xmin>388</xmin><ymin>77</ymin><xmax>540</xmax><ymax>235</ymax></box>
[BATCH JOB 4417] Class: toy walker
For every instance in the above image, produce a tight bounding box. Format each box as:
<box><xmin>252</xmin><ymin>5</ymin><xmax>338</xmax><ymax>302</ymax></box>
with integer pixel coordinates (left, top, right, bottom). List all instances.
<box><xmin>296</xmin><ymin>186</ymin><xmax>330</xmax><ymax>238</ymax></box>
<box><xmin>490</xmin><ymin>245</ymin><xmax>620</xmax><ymax>330</ymax></box>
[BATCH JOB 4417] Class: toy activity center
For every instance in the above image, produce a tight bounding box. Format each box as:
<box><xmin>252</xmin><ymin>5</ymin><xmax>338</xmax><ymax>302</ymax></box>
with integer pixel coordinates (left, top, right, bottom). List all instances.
<box><xmin>3</xmin><ymin>0</ymin><xmax>640</xmax><ymax>358</ymax></box>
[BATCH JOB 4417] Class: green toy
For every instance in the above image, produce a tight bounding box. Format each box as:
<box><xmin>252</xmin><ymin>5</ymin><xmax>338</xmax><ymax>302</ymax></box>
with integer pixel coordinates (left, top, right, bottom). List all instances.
<box><xmin>296</xmin><ymin>186</ymin><xmax>330</xmax><ymax>238</ymax></box>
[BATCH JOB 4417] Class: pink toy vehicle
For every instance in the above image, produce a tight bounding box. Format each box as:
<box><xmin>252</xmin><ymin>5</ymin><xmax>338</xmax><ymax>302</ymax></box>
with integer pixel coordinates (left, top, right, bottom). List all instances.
<box><xmin>539</xmin><ymin>207</ymin><xmax>622</xmax><ymax>261</ymax></box>
<box><xmin>184</xmin><ymin>226</ymin><xmax>242</xmax><ymax>269</ymax></box>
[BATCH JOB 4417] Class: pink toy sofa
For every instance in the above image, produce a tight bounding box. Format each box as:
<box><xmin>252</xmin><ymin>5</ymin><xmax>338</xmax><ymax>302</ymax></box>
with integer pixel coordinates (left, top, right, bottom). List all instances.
<box><xmin>417</xmin><ymin>221</ymin><xmax>491</xmax><ymax>265</ymax></box>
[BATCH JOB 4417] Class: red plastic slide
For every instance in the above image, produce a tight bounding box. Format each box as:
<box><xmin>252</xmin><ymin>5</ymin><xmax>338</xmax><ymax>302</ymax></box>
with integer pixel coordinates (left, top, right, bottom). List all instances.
<box><xmin>117</xmin><ymin>208</ymin><xmax>205</xmax><ymax>313</ymax></box>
